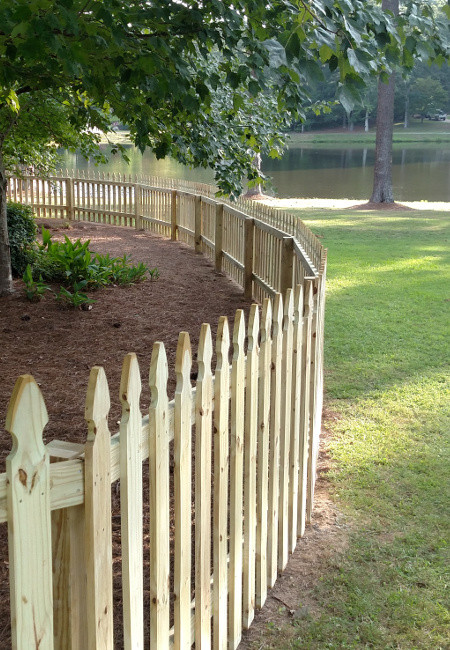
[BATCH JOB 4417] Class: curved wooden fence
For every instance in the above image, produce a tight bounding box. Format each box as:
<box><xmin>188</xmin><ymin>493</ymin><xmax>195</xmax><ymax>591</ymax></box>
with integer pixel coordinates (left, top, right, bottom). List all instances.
<box><xmin>3</xmin><ymin>171</ymin><xmax>327</xmax><ymax>649</ymax></box>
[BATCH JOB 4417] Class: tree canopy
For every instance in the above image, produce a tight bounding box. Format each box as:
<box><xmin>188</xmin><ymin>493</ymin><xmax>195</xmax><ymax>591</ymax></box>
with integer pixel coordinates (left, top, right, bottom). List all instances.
<box><xmin>0</xmin><ymin>0</ymin><xmax>449</xmax><ymax>293</ymax></box>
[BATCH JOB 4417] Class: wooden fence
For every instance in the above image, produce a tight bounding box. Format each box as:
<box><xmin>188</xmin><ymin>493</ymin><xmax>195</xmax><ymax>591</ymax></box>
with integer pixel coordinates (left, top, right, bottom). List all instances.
<box><xmin>3</xmin><ymin>172</ymin><xmax>327</xmax><ymax>649</ymax></box>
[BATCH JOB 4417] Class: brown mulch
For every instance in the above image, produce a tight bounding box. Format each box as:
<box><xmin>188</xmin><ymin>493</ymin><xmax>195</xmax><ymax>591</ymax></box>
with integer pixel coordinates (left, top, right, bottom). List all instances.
<box><xmin>348</xmin><ymin>201</ymin><xmax>414</xmax><ymax>210</ymax></box>
<box><xmin>0</xmin><ymin>221</ymin><xmax>346</xmax><ymax>648</ymax></box>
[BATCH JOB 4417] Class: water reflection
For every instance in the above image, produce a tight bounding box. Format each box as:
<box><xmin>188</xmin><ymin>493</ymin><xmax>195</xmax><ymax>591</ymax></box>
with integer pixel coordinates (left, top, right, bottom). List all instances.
<box><xmin>61</xmin><ymin>142</ymin><xmax>450</xmax><ymax>202</ymax></box>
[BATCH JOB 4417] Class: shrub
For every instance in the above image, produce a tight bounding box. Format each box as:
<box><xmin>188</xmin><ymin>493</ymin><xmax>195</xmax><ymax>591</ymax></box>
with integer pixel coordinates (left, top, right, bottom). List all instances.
<box><xmin>6</xmin><ymin>202</ymin><xmax>37</xmax><ymax>276</ymax></box>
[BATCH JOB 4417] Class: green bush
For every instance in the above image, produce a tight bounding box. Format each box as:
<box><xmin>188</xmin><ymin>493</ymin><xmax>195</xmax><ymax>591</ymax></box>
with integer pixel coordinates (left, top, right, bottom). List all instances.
<box><xmin>22</xmin><ymin>225</ymin><xmax>158</xmax><ymax>306</ymax></box>
<box><xmin>6</xmin><ymin>202</ymin><xmax>37</xmax><ymax>276</ymax></box>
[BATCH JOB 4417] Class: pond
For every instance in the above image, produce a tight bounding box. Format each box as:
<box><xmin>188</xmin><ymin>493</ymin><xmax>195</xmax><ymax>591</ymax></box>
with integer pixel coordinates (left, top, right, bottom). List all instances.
<box><xmin>61</xmin><ymin>140</ymin><xmax>450</xmax><ymax>202</ymax></box>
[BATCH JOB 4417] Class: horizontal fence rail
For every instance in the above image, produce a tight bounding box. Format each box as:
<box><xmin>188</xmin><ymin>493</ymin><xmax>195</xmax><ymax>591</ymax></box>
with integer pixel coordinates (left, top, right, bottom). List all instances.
<box><xmin>4</xmin><ymin>171</ymin><xmax>327</xmax><ymax>649</ymax></box>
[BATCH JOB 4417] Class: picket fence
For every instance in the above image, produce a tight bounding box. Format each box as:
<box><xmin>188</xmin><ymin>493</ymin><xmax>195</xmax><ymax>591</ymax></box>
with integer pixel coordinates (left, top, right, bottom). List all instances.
<box><xmin>3</xmin><ymin>172</ymin><xmax>327</xmax><ymax>649</ymax></box>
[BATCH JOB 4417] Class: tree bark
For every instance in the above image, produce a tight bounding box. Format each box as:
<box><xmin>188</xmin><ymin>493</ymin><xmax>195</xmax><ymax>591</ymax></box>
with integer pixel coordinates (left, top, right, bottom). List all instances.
<box><xmin>370</xmin><ymin>0</ymin><xmax>399</xmax><ymax>204</ymax></box>
<box><xmin>0</xmin><ymin>150</ymin><xmax>13</xmax><ymax>295</ymax></box>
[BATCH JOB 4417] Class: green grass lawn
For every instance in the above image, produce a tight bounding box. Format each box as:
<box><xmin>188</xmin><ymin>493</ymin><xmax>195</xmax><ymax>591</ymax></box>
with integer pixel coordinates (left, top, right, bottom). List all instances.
<box><xmin>269</xmin><ymin>208</ymin><xmax>450</xmax><ymax>648</ymax></box>
<box><xmin>290</xmin><ymin>119</ymin><xmax>450</xmax><ymax>145</ymax></box>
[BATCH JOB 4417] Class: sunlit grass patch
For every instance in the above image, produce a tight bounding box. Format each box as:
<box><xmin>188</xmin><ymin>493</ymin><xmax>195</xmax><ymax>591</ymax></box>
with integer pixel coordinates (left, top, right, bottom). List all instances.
<box><xmin>262</xmin><ymin>206</ymin><xmax>450</xmax><ymax>649</ymax></box>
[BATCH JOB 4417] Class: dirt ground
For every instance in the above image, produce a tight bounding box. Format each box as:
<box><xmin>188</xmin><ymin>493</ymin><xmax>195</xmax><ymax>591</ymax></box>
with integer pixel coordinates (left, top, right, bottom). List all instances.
<box><xmin>0</xmin><ymin>221</ymin><xmax>346</xmax><ymax>648</ymax></box>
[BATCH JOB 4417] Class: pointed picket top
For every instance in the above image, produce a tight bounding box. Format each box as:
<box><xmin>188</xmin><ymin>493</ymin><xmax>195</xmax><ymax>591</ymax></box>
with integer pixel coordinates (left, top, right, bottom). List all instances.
<box><xmin>247</xmin><ymin>303</ymin><xmax>260</xmax><ymax>354</ymax></box>
<box><xmin>5</xmin><ymin>375</ymin><xmax>53</xmax><ymax>650</ymax></box>
<box><xmin>6</xmin><ymin>375</ymin><xmax>48</xmax><ymax>457</ymax></box>
<box><xmin>272</xmin><ymin>292</ymin><xmax>283</xmax><ymax>337</ymax></box>
<box><xmin>232</xmin><ymin>309</ymin><xmax>245</xmax><ymax>360</ymax></box>
<box><xmin>293</xmin><ymin>284</ymin><xmax>303</xmax><ymax>327</ymax></box>
<box><xmin>175</xmin><ymin>332</ymin><xmax>192</xmax><ymax>392</ymax></box>
<box><xmin>120</xmin><ymin>353</ymin><xmax>142</xmax><ymax>420</ymax></box>
<box><xmin>197</xmin><ymin>323</ymin><xmax>213</xmax><ymax>381</ymax></box>
<box><xmin>85</xmin><ymin>366</ymin><xmax>111</xmax><ymax>441</ymax></box>
<box><xmin>149</xmin><ymin>342</ymin><xmax>169</xmax><ymax>407</ymax></box>
<box><xmin>260</xmin><ymin>297</ymin><xmax>272</xmax><ymax>345</ymax></box>
<box><xmin>216</xmin><ymin>315</ymin><xmax>230</xmax><ymax>369</ymax></box>
<box><xmin>283</xmin><ymin>288</ymin><xmax>294</xmax><ymax>331</ymax></box>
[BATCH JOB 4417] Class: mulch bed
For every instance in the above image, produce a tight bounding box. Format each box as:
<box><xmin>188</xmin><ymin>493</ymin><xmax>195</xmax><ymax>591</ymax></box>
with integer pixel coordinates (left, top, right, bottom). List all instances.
<box><xmin>0</xmin><ymin>220</ymin><xmax>255</xmax><ymax>647</ymax></box>
<box><xmin>0</xmin><ymin>220</ymin><xmax>343</xmax><ymax>649</ymax></box>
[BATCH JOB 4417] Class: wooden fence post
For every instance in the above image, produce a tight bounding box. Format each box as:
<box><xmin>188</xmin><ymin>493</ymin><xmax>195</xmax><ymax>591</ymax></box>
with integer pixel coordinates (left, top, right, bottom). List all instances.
<box><xmin>256</xmin><ymin>298</ymin><xmax>272</xmax><ymax>608</ymax></box>
<box><xmin>267</xmin><ymin>293</ymin><xmax>283</xmax><ymax>589</ymax></box>
<box><xmin>84</xmin><ymin>366</ymin><xmax>114</xmax><ymax>650</ymax></box>
<box><xmin>195</xmin><ymin>324</ymin><xmax>213</xmax><ymax>648</ymax></box>
<box><xmin>244</xmin><ymin>218</ymin><xmax>255</xmax><ymax>300</ymax></box>
<box><xmin>174</xmin><ymin>332</ymin><xmax>192</xmax><ymax>650</ymax></box>
<box><xmin>6</xmin><ymin>375</ymin><xmax>54</xmax><ymax>650</ymax></box>
<box><xmin>280</xmin><ymin>237</ymin><xmax>295</xmax><ymax>297</ymax></box>
<box><xmin>298</xmin><ymin>280</ymin><xmax>314</xmax><ymax>537</ymax></box>
<box><xmin>171</xmin><ymin>189</ymin><xmax>178</xmax><ymax>240</ymax></box>
<box><xmin>119</xmin><ymin>354</ymin><xmax>144</xmax><ymax>650</ymax></box>
<box><xmin>278</xmin><ymin>288</ymin><xmax>294</xmax><ymax>572</ymax></box>
<box><xmin>213</xmin><ymin>316</ymin><xmax>230</xmax><ymax>650</ymax></box>
<box><xmin>307</xmin><ymin>276</ymin><xmax>321</xmax><ymax>524</ymax></box>
<box><xmin>66</xmin><ymin>177</ymin><xmax>74</xmax><ymax>221</ymax></box>
<box><xmin>134</xmin><ymin>184</ymin><xmax>142</xmax><ymax>230</ymax></box>
<box><xmin>194</xmin><ymin>195</ymin><xmax>202</xmax><ymax>253</ymax></box>
<box><xmin>289</xmin><ymin>284</ymin><xmax>304</xmax><ymax>552</ymax></box>
<box><xmin>229</xmin><ymin>310</ymin><xmax>246</xmax><ymax>649</ymax></box>
<box><xmin>243</xmin><ymin>304</ymin><xmax>259</xmax><ymax>629</ymax></box>
<box><xmin>215</xmin><ymin>203</ymin><xmax>224</xmax><ymax>273</ymax></box>
<box><xmin>149</xmin><ymin>343</ymin><xmax>170</xmax><ymax>650</ymax></box>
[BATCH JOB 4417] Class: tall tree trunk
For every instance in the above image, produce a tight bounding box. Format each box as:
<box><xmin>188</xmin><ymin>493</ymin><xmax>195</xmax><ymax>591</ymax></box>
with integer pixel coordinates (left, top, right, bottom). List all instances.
<box><xmin>370</xmin><ymin>0</ymin><xmax>399</xmax><ymax>204</ymax></box>
<box><xmin>245</xmin><ymin>152</ymin><xmax>263</xmax><ymax>197</ymax></box>
<box><xmin>0</xmin><ymin>150</ymin><xmax>13</xmax><ymax>296</ymax></box>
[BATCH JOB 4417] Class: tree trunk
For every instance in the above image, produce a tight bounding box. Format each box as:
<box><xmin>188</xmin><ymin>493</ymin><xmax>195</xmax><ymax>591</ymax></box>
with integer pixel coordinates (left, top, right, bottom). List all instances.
<box><xmin>245</xmin><ymin>152</ymin><xmax>263</xmax><ymax>197</ymax></box>
<box><xmin>0</xmin><ymin>151</ymin><xmax>13</xmax><ymax>296</ymax></box>
<box><xmin>364</xmin><ymin>107</ymin><xmax>369</xmax><ymax>132</ymax></box>
<box><xmin>370</xmin><ymin>0</ymin><xmax>399</xmax><ymax>204</ymax></box>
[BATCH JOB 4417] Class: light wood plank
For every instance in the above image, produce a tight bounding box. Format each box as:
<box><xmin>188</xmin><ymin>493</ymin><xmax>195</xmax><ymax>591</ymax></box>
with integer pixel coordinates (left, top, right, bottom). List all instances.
<box><xmin>298</xmin><ymin>280</ymin><xmax>313</xmax><ymax>537</ymax></box>
<box><xmin>256</xmin><ymin>299</ymin><xmax>272</xmax><ymax>608</ymax></box>
<box><xmin>84</xmin><ymin>366</ymin><xmax>114</xmax><ymax>649</ymax></box>
<box><xmin>289</xmin><ymin>284</ymin><xmax>304</xmax><ymax>552</ymax></box>
<box><xmin>267</xmin><ymin>293</ymin><xmax>282</xmax><ymax>588</ymax></box>
<box><xmin>243</xmin><ymin>304</ymin><xmax>259</xmax><ymax>628</ymax></box>
<box><xmin>119</xmin><ymin>353</ymin><xmax>144</xmax><ymax>650</ymax></box>
<box><xmin>278</xmin><ymin>289</ymin><xmax>294</xmax><ymax>572</ymax></box>
<box><xmin>229</xmin><ymin>310</ymin><xmax>246</xmax><ymax>649</ymax></box>
<box><xmin>149</xmin><ymin>343</ymin><xmax>171</xmax><ymax>650</ymax></box>
<box><xmin>195</xmin><ymin>324</ymin><xmax>213</xmax><ymax>649</ymax></box>
<box><xmin>213</xmin><ymin>317</ymin><xmax>230</xmax><ymax>650</ymax></box>
<box><xmin>6</xmin><ymin>375</ymin><xmax>54</xmax><ymax>650</ymax></box>
<box><xmin>174</xmin><ymin>333</ymin><xmax>193</xmax><ymax>650</ymax></box>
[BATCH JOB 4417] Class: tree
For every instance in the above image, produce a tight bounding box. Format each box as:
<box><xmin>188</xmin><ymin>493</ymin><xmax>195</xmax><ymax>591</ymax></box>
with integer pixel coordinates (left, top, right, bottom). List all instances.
<box><xmin>409</xmin><ymin>77</ymin><xmax>448</xmax><ymax>121</ymax></box>
<box><xmin>370</xmin><ymin>0</ymin><xmax>399</xmax><ymax>204</ymax></box>
<box><xmin>371</xmin><ymin>0</ymin><xmax>449</xmax><ymax>203</ymax></box>
<box><xmin>0</xmin><ymin>0</ymin><xmax>422</xmax><ymax>294</ymax></box>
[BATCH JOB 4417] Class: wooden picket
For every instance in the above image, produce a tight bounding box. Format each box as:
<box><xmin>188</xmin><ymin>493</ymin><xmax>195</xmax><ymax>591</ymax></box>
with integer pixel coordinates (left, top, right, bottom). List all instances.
<box><xmin>3</xmin><ymin>172</ymin><xmax>327</xmax><ymax>649</ymax></box>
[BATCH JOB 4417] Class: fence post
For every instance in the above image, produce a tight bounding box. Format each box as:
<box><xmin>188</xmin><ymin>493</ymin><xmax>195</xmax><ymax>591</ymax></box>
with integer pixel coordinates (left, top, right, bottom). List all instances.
<box><xmin>194</xmin><ymin>194</ymin><xmax>202</xmax><ymax>253</ymax></box>
<box><xmin>66</xmin><ymin>177</ymin><xmax>74</xmax><ymax>221</ymax></box>
<box><xmin>171</xmin><ymin>189</ymin><xmax>178</xmax><ymax>240</ymax></box>
<box><xmin>84</xmin><ymin>367</ymin><xmax>114</xmax><ymax>649</ymax></box>
<box><xmin>244</xmin><ymin>218</ymin><xmax>255</xmax><ymax>300</ymax></box>
<box><xmin>307</xmin><ymin>275</ymin><xmax>321</xmax><ymax>525</ymax></box>
<box><xmin>298</xmin><ymin>279</ymin><xmax>314</xmax><ymax>537</ymax></box>
<box><xmin>280</xmin><ymin>236</ymin><xmax>295</xmax><ymax>297</ymax></box>
<box><xmin>213</xmin><ymin>316</ymin><xmax>230</xmax><ymax>650</ymax></box>
<box><xmin>215</xmin><ymin>203</ymin><xmax>224</xmax><ymax>273</ymax></box>
<box><xmin>6</xmin><ymin>375</ymin><xmax>54</xmax><ymax>650</ymax></box>
<box><xmin>119</xmin><ymin>354</ymin><xmax>144</xmax><ymax>650</ymax></box>
<box><xmin>134</xmin><ymin>184</ymin><xmax>142</xmax><ymax>230</ymax></box>
<box><xmin>149</xmin><ymin>343</ymin><xmax>170</xmax><ymax>650</ymax></box>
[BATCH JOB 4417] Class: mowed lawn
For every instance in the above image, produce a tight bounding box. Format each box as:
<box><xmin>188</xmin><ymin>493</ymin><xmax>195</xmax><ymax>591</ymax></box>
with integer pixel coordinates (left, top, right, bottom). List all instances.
<box><xmin>273</xmin><ymin>207</ymin><xmax>450</xmax><ymax>649</ymax></box>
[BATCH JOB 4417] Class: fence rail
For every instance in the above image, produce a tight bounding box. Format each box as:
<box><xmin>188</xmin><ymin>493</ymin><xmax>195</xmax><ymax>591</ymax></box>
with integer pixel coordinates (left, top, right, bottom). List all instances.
<box><xmin>4</xmin><ymin>172</ymin><xmax>327</xmax><ymax>649</ymax></box>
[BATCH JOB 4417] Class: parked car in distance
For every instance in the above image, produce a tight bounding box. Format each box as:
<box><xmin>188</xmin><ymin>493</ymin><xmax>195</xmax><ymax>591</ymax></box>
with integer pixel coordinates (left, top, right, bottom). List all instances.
<box><xmin>427</xmin><ymin>110</ymin><xmax>447</xmax><ymax>121</ymax></box>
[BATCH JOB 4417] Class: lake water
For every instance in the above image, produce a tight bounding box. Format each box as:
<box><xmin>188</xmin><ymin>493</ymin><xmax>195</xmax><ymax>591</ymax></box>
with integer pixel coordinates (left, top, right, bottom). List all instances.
<box><xmin>62</xmin><ymin>141</ymin><xmax>450</xmax><ymax>202</ymax></box>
